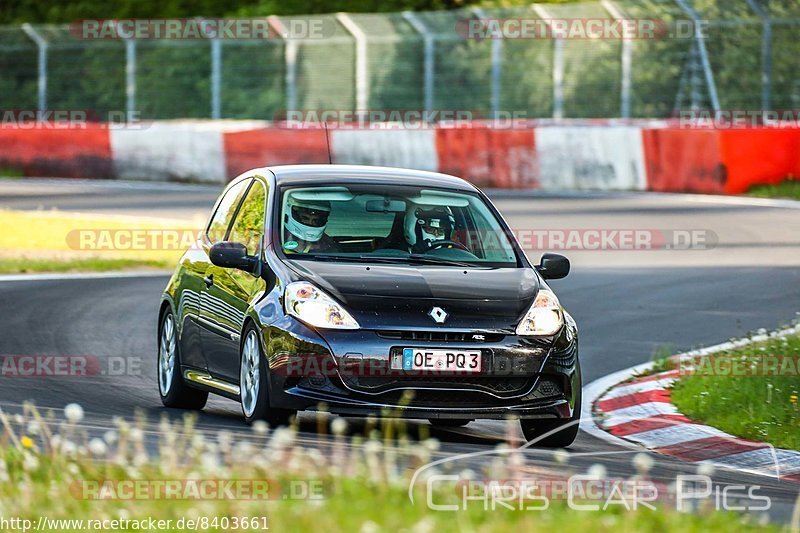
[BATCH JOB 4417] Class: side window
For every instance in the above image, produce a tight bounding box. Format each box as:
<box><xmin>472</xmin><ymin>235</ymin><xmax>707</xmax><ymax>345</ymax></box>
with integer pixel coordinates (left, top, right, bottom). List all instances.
<box><xmin>206</xmin><ymin>179</ymin><xmax>251</xmax><ymax>244</ymax></box>
<box><xmin>229</xmin><ymin>180</ymin><xmax>267</xmax><ymax>255</ymax></box>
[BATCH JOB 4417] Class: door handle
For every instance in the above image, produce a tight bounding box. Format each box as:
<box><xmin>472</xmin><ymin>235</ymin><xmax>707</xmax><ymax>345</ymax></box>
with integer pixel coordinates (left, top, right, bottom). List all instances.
<box><xmin>203</xmin><ymin>274</ymin><xmax>214</xmax><ymax>288</ymax></box>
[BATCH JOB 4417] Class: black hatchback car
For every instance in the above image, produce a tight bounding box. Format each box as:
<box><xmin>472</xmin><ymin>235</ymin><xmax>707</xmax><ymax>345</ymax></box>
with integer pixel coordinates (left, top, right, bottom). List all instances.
<box><xmin>158</xmin><ymin>165</ymin><xmax>580</xmax><ymax>446</ymax></box>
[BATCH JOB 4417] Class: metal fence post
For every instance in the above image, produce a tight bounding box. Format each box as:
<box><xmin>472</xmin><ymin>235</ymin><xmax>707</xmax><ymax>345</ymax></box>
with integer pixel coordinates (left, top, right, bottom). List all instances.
<box><xmin>673</xmin><ymin>0</ymin><xmax>721</xmax><ymax>115</ymax></box>
<box><xmin>601</xmin><ymin>0</ymin><xmax>632</xmax><ymax>118</ymax></box>
<box><xmin>21</xmin><ymin>24</ymin><xmax>47</xmax><ymax>113</ymax></box>
<box><xmin>116</xmin><ymin>22</ymin><xmax>137</xmax><ymax>120</ymax></box>
<box><xmin>197</xmin><ymin>18</ymin><xmax>222</xmax><ymax>119</ymax></box>
<box><xmin>268</xmin><ymin>16</ymin><xmax>297</xmax><ymax>115</ymax></box>
<box><xmin>533</xmin><ymin>5</ymin><xmax>564</xmax><ymax>119</ymax></box>
<box><xmin>472</xmin><ymin>8</ymin><xmax>502</xmax><ymax>119</ymax></box>
<box><xmin>402</xmin><ymin>11</ymin><xmax>435</xmax><ymax>115</ymax></box>
<box><xmin>336</xmin><ymin>13</ymin><xmax>369</xmax><ymax>112</ymax></box>
<box><xmin>744</xmin><ymin>0</ymin><xmax>772</xmax><ymax>113</ymax></box>
<box><xmin>210</xmin><ymin>40</ymin><xmax>222</xmax><ymax>119</ymax></box>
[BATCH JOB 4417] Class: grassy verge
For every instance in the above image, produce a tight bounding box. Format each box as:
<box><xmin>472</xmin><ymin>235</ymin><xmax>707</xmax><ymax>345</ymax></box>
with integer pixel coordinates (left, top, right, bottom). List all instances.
<box><xmin>671</xmin><ymin>332</ymin><xmax>800</xmax><ymax>451</ymax></box>
<box><xmin>0</xmin><ymin>167</ymin><xmax>23</xmax><ymax>179</ymax></box>
<box><xmin>0</xmin><ymin>406</ymin><xmax>778</xmax><ymax>532</ymax></box>
<box><xmin>747</xmin><ymin>177</ymin><xmax>800</xmax><ymax>200</ymax></box>
<box><xmin>0</xmin><ymin>257</ymin><xmax>171</xmax><ymax>274</ymax></box>
<box><xmin>0</xmin><ymin>209</ymin><xmax>197</xmax><ymax>274</ymax></box>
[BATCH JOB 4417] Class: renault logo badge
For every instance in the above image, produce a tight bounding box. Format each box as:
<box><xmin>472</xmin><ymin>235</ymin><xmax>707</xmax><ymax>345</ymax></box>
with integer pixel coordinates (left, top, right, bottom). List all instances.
<box><xmin>428</xmin><ymin>307</ymin><xmax>448</xmax><ymax>324</ymax></box>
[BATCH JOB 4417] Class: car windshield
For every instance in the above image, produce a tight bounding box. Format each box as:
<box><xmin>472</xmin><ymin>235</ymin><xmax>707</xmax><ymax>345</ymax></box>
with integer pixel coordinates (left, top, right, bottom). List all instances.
<box><xmin>278</xmin><ymin>183</ymin><xmax>519</xmax><ymax>267</ymax></box>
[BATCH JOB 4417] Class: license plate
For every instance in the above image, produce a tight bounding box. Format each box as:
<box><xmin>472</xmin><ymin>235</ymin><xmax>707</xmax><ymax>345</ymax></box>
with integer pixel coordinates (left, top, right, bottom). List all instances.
<box><xmin>392</xmin><ymin>348</ymin><xmax>482</xmax><ymax>373</ymax></box>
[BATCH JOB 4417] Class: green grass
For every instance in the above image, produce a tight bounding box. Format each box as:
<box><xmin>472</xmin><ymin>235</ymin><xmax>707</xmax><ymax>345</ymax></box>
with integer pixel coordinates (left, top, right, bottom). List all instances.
<box><xmin>671</xmin><ymin>332</ymin><xmax>800</xmax><ymax>451</ymax></box>
<box><xmin>630</xmin><ymin>344</ymin><xmax>678</xmax><ymax>380</ymax></box>
<box><xmin>0</xmin><ymin>406</ymin><xmax>781</xmax><ymax>532</ymax></box>
<box><xmin>0</xmin><ymin>257</ymin><xmax>171</xmax><ymax>274</ymax></box>
<box><xmin>0</xmin><ymin>167</ymin><xmax>23</xmax><ymax>178</ymax></box>
<box><xmin>0</xmin><ymin>209</ymin><xmax>195</xmax><ymax>274</ymax></box>
<box><xmin>748</xmin><ymin>177</ymin><xmax>800</xmax><ymax>200</ymax></box>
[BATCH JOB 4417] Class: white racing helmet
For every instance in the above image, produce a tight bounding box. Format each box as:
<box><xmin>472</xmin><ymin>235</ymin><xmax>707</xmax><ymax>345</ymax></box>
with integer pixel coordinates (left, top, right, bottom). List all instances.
<box><xmin>284</xmin><ymin>197</ymin><xmax>331</xmax><ymax>242</ymax></box>
<box><xmin>404</xmin><ymin>205</ymin><xmax>455</xmax><ymax>251</ymax></box>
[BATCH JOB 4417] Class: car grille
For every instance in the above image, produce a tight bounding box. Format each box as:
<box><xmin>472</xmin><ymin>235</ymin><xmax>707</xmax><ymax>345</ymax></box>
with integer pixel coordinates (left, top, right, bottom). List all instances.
<box><xmin>376</xmin><ymin>387</ymin><xmax>529</xmax><ymax>407</ymax></box>
<box><xmin>343</xmin><ymin>375</ymin><xmax>533</xmax><ymax>398</ymax></box>
<box><xmin>376</xmin><ymin>330</ymin><xmax>505</xmax><ymax>343</ymax></box>
<box><xmin>528</xmin><ymin>377</ymin><xmax>562</xmax><ymax>399</ymax></box>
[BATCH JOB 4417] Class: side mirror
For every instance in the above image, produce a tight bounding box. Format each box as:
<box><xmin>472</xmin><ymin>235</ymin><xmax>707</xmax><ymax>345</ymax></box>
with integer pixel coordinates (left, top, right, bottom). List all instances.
<box><xmin>210</xmin><ymin>241</ymin><xmax>257</xmax><ymax>272</ymax></box>
<box><xmin>537</xmin><ymin>253</ymin><xmax>570</xmax><ymax>280</ymax></box>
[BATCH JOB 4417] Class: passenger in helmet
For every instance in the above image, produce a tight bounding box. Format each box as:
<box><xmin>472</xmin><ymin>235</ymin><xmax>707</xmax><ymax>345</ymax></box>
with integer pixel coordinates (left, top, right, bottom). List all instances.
<box><xmin>283</xmin><ymin>197</ymin><xmax>339</xmax><ymax>253</ymax></box>
<box><xmin>403</xmin><ymin>205</ymin><xmax>456</xmax><ymax>253</ymax></box>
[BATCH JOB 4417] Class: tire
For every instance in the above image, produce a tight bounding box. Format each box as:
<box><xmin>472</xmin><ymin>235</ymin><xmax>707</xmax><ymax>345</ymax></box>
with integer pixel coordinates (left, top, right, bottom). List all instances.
<box><xmin>519</xmin><ymin>387</ymin><xmax>581</xmax><ymax>448</ymax></box>
<box><xmin>158</xmin><ymin>309</ymin><xmax>208</xmax><ymax>410</ymax></box>
<box><xmin>429</xmin><ymin>419</ymin><xmax>472</xmax><ymax>428</ymax></box>
<box><xmin>239</xmin><ymin>324</ymin><xmax>295</xmax><ymax>426</ymax></box>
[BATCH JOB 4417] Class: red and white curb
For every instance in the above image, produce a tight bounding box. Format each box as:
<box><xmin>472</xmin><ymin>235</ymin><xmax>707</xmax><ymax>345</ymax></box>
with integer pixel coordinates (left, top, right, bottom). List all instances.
<box><xmin>583</xmin><ymin>325</ymin><xmax>800</xmax><ymax>483</ymax></box>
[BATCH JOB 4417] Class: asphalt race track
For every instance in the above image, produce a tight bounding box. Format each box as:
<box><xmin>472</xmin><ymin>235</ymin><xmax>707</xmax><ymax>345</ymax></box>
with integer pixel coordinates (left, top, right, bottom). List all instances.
<box><xmin>2</xmin><ymin>179</ymin><xmax>800</xmax><ymax>520</ymax></box>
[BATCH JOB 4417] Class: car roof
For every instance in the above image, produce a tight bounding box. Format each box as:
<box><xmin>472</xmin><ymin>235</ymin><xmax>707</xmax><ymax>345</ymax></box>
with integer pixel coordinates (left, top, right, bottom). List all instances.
<box><xmin>254</xmin><ymin>165</ymin><xmax>479</xmax><ymax>192</ymax></box>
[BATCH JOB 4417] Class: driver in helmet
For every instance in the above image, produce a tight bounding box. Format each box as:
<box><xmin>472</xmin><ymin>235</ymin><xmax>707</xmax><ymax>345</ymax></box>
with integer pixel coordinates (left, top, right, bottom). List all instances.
<box><xmin>283</xmin><ymin>197</ymin><xmax>339</xmax><ymax>253</ymax></box>
<box><xmin>404</xmin><ymin>205</ymin><xmax>457</xmax><ymax>253</ymax></box>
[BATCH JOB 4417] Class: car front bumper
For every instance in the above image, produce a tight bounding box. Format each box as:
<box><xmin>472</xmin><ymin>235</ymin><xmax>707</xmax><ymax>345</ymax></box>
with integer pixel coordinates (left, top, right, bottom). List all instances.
<box><xmin>261</xmin><ymin>316</ymin><xmax>580</xmax><ymax>420</ymax></box>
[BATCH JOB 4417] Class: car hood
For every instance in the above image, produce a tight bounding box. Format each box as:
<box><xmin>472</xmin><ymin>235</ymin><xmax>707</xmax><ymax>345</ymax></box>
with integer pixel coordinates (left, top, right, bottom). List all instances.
<box><xmin>286</xmin><ymin>260</ymin><xmax>539</xmax><ymax>330</ymax></box>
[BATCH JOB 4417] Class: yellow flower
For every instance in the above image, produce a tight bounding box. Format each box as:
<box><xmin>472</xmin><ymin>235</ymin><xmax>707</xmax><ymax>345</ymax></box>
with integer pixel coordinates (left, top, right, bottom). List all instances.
<box><xmin>790</xmin><ymin>394</ymin><xmax>798</xmax><ymax>405</ymax></box>
<box><xmin>20</xmin><ymin>436</ymin><xmax>34</xmax><ymax>449</ymax></box>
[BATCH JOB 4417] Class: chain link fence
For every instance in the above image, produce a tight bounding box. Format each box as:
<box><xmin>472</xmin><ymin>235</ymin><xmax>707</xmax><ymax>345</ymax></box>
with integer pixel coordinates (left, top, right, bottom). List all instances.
<box><xmin>1</xmin><ymin>0</ymin><xmax>799</xmax><ymax>120</ymax></box>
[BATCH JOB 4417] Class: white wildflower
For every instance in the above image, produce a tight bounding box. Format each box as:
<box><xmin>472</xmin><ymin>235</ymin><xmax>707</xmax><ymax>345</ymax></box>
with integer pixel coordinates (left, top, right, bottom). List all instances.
<box><xmin>88</xmin><ymin>438</ymin><xmax>107</xmax><ymax>456</ymax></box>
<box><xmin>423</xmin><ymin>438</ymin><xmax>440</xmax><ymax>452</ymax></box>
<box><xmin>331</xmin><ymin>418</ymin><xmax>348</xmax><ymax>436</ymax></box>
<box><xmin>103</xmin><ymin>430</ymin><xmax>117</xmax><ymax>445</ymax></box>
<box><xmin>696</xmin><ymin>462</ymin><xmax>715</xmax><ymax>476</ymax></box>
<box><xmin>632</xmin><ymin>453</ymin><xmax>654</xmax><ymax>474</ymax></box>
<box><xmin>587</xmin><ymin>463</ymin><xmax>607</xmax><ymax>479</ymax></box>
<box><xmin>129</xmin><ymin>428</ymin><xmax>144</xmax><ymax>443</ymax></box>
<box><xmin>22</xmin><ymin>453</ymin><xmax>39</xmax><ymax>472</ymax></box>
<box><xmin>64</xmin><ymin>403</ymin><xmax>84</xmax><ymax>424</ymax></box>
<box><xmin>552</xmin><ymin>449</ymin><xmax>570</xmax><ymax>465</ymax></box>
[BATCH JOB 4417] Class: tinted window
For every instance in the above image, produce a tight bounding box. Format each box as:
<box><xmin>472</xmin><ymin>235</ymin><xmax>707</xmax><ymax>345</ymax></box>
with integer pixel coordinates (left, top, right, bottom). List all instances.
<box><xmin>229</xmin><ymin>180</ymin><xmax>267</xmax><ymax>255</ymax></box>
<box><xmin>279</xmin><ymin>184</ymin><xmax>519</xmax><ymax>267</ymax></box>
<box><xmin>325</xmin><ymin>196</ymin><xmax>394</xmax><ymax>238</ymax></box>
<box><xmin>206</xmin><ymin>179</ymin><xmax>251</xmax><ymax>244</ymax></box>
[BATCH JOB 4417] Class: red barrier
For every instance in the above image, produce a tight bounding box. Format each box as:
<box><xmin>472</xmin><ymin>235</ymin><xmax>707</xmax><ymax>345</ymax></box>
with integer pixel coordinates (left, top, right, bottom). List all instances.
<box><xmin>0</xmin><ymin>126</ymin><xmax>112</xmax><ymax>178</ymax></box>
<box><xmin>719</xmin><ymin>129</ymin><xmax>800</xmax><ymax>194</ymax></box>
<box><xmin>223</xmin><ymin>128</ymin><xmax>330</xmax><ymax>179</ymax></box>
<box><xmin>641</xmin><ymin>128</ymin><xmax>726</xmax><ymax>194</ymax></box>
<box><xmin>435</xmin><ymin>127</ymin><xmax>536</xmax><ymax>188</ymax></box>
<box><xmin>1</xmin><ymin>122</ymin><xmax>797</xmax><ymax>195</ymax></box>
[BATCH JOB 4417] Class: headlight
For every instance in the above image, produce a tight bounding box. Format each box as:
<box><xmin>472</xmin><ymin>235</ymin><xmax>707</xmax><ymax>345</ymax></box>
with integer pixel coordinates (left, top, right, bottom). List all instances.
<box><xmin>516</xmin><ymin>289</ymin><xmax>564</xmax><ymax>336</ymax></box>
<box><xmin>284</xmin><ymin>282</ymin><xmax>359</xmax><ymax>330</ymax></box>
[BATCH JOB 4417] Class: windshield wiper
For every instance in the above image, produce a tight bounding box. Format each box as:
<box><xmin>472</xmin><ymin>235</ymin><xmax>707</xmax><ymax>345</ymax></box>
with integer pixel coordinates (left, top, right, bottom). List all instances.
<box><xmin>407</xmin><ymin>254</ymin><xmax>478</xmax><ymax>267</ymax></box>
<box><xmin>291</xmin><ymin>253</ymin><xmax>479</xmax><ymax>268</ymax></box>
<box><xmin>355</xmin><ymin>254</ymin><xmax>479</xmax><ymax>268</ymax></box>
<box><xmin>290</xmin><ymin>254</ymin><xmax>367</xmax><ymax>262</ymax></box>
